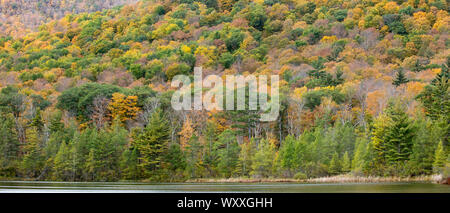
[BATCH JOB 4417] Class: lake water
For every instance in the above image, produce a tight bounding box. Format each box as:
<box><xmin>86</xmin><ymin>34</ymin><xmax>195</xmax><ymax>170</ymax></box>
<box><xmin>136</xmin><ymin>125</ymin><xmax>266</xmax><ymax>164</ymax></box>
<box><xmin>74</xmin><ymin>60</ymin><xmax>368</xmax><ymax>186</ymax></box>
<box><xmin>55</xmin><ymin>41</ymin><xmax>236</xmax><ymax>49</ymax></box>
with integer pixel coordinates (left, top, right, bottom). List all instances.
<box><xmin>0</xmin><ymin>181</ymin><xmax>449</xmax><ymax>193</ymax></box>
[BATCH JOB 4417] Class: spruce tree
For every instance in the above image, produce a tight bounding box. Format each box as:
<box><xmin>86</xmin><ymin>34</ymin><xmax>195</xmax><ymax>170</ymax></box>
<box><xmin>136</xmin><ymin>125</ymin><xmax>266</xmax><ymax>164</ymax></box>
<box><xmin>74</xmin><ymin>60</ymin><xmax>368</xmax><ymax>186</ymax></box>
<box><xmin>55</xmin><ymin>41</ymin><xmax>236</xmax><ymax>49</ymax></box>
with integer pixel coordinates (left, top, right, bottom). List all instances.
<box><xmin>351</xmin><ymin>138</ymin><xmax>367</xmax><ymax>174</ymax></box>
<box><xmin>371</xmin><ymin>102</ymin><xmax>415</xmax><ymax>173</ymax></box>
<box><xmin>279</xmin><ymin>135</ymin><xmax>298</xmax><ymax>176</ymax></box>
<box><xmin>433</xmin><ymin>141</ymin><xmax>447</xmax><ymax>173</ymax></box>
<box><xmin>342</xmin><ymin>151</ymin><xmax>351</xmax><ymax>173</ymax></box>
<box><xmin>0</xmin><ymin>114</ymin><xmax>20</xmax><ymax>174</ymax></box>
<box><xmin>417</xmin><ymin>60</ymin><xmax>449</xmax><ymax>146</ymax></box>
<box><xmin>21</xmin><ymin>127</ymin><xmax>44</xmax><ymax>178</ymax></box>
<box><xmin>368</xmin><ymin>102</ymin><xmax>416</xmax><ymax>176</ymax></box>
<box><xmin>132</xmin><ymin>109</ymin><xmax>170</xmax><ymax>178</ymax></box>
<box><xmin>329</xmin><ymin>152</ymin><xmax>341</xmax><ymax>175</ymax></box>
<box><xmin>164</xmin><ymin>143</ymin><xmax>186</xmax><ymax>179</ymax></box>
<box><xmin>251</xmin><ymin>138</ymin><xmax>276</xmax><ymax>178</ymax></box>
<box><xmin>408</xmin><ymin>118</ymin><xmax>440</xmax><ymax>175</ymax></box>
<box><xmin>120</xmin><ymin>147</ymin><xmax>140</xmax><ymax>180</ymax></box>
<box><xmin>215</xmin><ymin>130</ymin><xmax>240</xmax><ymax>178</ymax></box>
<box><xmin>393</xmin><ymin>69</ymin><xmax>409</xmax><ymax>87</ymax></box>
<box><xmin>237</xmin><ymin>139</ymin><xmax>255</xmax><ymax>177</ymax></box>
<box><xmin>49</xmin><ymin>110</ymin><xmax>64</xmax><ymax>134</ymax></box>
<box><xmin>30</xmin><ymin>109</ymin><xmax>44</xmax><ymax>133</ymax></box>
<box><xmin>54</xmin><ymin>142</ymin><xmax>74</xmax><ymax>181</ymax></box>
<box><xmin>417</xmin><ymin>59</ymin><xmax>449</xmax><ymax>121</ymax></box>
<box><xmin>384</xmin><ymin>104</ymin><xmax>415</xmax><ymax>163</ymax></box>
<box><xmin>185</xmin><ymin>135</ymin><xmax>205</xmax><ymax>178</ymax></box>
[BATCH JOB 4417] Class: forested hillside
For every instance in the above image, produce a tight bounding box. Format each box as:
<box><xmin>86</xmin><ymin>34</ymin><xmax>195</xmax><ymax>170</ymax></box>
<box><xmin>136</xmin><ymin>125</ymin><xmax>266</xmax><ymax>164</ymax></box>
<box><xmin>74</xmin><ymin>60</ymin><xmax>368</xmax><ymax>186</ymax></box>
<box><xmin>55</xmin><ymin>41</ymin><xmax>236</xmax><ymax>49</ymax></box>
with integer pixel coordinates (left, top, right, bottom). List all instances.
<box><xmin>0</xmin><ymin>0</ymin><xmax>448</xmax><ymax>181</ymax></box>
<box><xmin>0</xmin><ymin>0</ymin><xmax>139</xmax><ymax>37</ymax></box>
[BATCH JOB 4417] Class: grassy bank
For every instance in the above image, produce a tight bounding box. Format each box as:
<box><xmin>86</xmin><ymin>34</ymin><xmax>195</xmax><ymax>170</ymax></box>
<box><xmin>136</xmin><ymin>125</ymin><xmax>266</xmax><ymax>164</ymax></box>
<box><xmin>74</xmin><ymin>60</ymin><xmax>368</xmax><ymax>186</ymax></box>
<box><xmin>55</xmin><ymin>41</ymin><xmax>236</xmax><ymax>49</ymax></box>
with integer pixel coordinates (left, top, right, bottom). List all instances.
<box><xmin>1</xmin><ymin>174</ymin><xmax>445</xmax><ymax>184</ymax></box>
<box><xmin>187</xmin><ymin>174</ymin><xmax>444</xmax><ymax>184</ymax></box>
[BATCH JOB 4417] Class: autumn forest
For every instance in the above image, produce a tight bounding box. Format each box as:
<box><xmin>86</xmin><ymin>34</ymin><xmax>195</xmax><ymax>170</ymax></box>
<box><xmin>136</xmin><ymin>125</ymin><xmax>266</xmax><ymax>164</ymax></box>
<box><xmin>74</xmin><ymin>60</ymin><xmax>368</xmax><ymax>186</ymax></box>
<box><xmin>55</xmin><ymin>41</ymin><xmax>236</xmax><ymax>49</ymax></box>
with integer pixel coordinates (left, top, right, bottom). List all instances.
<box><xmin>0</xmin><ymin>0</ymin><xmax>448</xmax><ymax>182</ymax></box>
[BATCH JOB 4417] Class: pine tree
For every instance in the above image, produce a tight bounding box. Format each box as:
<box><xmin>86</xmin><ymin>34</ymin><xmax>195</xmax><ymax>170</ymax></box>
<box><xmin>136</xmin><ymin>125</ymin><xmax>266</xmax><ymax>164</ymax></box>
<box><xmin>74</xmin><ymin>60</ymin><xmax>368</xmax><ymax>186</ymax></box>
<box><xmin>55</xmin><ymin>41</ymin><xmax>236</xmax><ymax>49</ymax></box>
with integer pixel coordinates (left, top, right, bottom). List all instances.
<box><xmin>329</xmin><ymin>152</ymin><xmax>341</xmax><ymax>175</ymax></box>
<box><xmin>351</xmin><ymin>138</ymin><xmax>367</xmax><ymax>174</ymax></box>
<box><xmin>417</xmin><ymin>60</ymin><xmax>449</xmax><ymax>146</ymax></box>
<box><xmin>237</xmin><ymin>138</ymin><xmax>256</xmax><ymax>177</ymax></box>
<box><xmin>383</xmin><ymin>103</ymin><xmax>415</xmax><ymax>163</ymax></box>
<box><xmin>408</xmin><ymin>117</ymin><xmax>440</xmax><ymax>175</ymax></box>
<box><xmin>21</xmin><ymin>127</ymin><xmax>44</xmax><ymax>178</ymax></box>
<box><xmin>342</xmin><ymin>151</ymin><xmax>351</xmax><ymax>173</ymax></box>
<box><xmin>204</xmin><ymin>120</ymin><xmax>219</xmax><ymax>174</ymax></box>
<box><xmin>215</xmin><ymin>129</ymin><xmax>240</xmax><ymax>178</ymax></box>
<box><xmin>85</xmin><ymin>149</ymin><xmax>96</xmax><ymax>181</ymax></box>
<box><xmin>433</xmin><ymin>141</ymin><xmax>447</xmax><ymax>173</ymax></box>
<box><xmin>371</xmin><ymin>114</ymin><xmax>390</xmax><ymax>166</ymax></box>
<box><xmin>132</xmin><ymin>109</ymin><xmax>170</xmax><ymax>178</ymax></box>
<box><xmin>279</xmin><ymin>135</ymin><xmax>297</xmax><ymax>176</ymax></box>
<box><xmin>392</xmin><ymin>69</ymin><xmax>409</xmax><ymax>87</ymax></box>
<box><xmin>370</xmin><ymin>102</ymin><xmax>415</xmax><ymax>175</ymax></box>
<box><xmin>185</xmin><ymin>135</ymin><xmax>205</xmax><ymax>178</ymax></box>
<box><xmin>251</xmin><ymin>138</ymin><xmax>276</xmax><ymax>178</ymax></box>
<box><xmin>417</xmin><ymin>60</ymin><xmax>449</xmax><ymax>121</ymax></box>
<box><xmin>30</xmin><ymin>109</ymin><xmax>44</xmax><ymax>133</ymax></box>
<box><xmin>164</xmin><ymin>143</ymin><xmax>186</xmax><ymax>179</ymax></box>
<box><xmin>53</xmin><ymin>142</ymin><xmax>74</xmax><ymax>181</ymax></box>
<box><xmin>120</xmin><ymin>147</ymin><xmax>140</xmax><ymax>180</ymax></box>
<box><xmin>49</xmin><ymin>110</ymin><xmax>64</xmax><ymax>134</ymax></box>
<box><xmin>0</xmin><ymin>114</ymin><xmax>19</xmax><ymax>171</ymax></box>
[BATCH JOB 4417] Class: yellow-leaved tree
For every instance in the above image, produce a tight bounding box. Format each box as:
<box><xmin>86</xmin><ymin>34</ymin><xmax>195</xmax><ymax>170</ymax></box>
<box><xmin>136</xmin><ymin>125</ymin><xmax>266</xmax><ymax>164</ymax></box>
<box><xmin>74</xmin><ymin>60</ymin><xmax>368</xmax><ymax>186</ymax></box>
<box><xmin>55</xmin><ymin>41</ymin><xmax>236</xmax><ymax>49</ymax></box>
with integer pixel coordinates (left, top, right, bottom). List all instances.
<box><xmin>179</xmin><ymin>117</ymin><xmax>195</xmax><ymax>151</ymax></box>
<box><xmin>108</xmin><ymin>93</ymin><xmax>140</xmax><ymax>124</ymax></box>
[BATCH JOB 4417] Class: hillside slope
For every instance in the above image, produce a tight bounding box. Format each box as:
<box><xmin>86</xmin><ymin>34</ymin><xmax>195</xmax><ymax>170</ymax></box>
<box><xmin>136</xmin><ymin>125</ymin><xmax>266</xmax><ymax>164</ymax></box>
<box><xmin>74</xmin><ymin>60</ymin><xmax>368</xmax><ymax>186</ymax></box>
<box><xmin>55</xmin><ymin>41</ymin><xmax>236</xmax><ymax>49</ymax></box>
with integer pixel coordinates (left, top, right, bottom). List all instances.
<box><xmin>0</xmin><ymin>0</ymin><xmax>448</xmax><ymax>181</ymax></box>
<box><xmin>0</xmin><ymin>0</ymin><xmax>138</xmax><ymax>37</ymax></box>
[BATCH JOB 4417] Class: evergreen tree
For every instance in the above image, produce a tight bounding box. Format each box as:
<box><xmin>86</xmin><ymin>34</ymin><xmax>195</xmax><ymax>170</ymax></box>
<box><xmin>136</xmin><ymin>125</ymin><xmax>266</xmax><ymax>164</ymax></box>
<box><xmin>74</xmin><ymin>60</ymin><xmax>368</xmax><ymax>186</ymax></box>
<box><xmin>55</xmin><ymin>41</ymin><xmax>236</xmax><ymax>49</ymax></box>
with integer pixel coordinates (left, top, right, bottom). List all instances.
<box><xmin>342</xmin><ymin>151</ymin><xmax>351</xmax><ymax>173</ymax></box>
<box><xmin>251</xmin><ymin>139</ymin><xmax>276</xmax><ymax>178</ymax></box>
<box><xmin>30</xmin><ymin>109</ymin><xmax>44</xmax><ymax>133</ymax></box>
<box><xmin>279</xmin><ymin>135</ymin><xmax>298</xmax><ymax>176</ymax></box>
<box><xmin>433</xmin><ymin>141</ymin><xmax>447</xmax><ymax>173</ymax></box>
<box><xmin>132</xmin><ymin>109</ymin><xmax>170</xmax><ymax>178</ymax></box>
<box><xmin>203</xmin><ymin>120</ymin><xmax>219</xmax><ymax>175</ymax></box>
<box><xmin>53</xmin><ymin>142</ymin><xmax>74</xmax><ymax>181</ymax></box>
<box><xmin>85</xmin><ymin>149</ymin><xmax>96</xmax><ymax>181</ymax></box>
<box><xmin>408</xmin><ymin>117</ymin><xmax>440</xmax><ymax>175</ymax></box>
<box><xmin>237</xmin><ymin>139</ymin><xmax>255</xmax><ymax>177</ymax></box>
<box><xmin>21</xmin><ymin>127</ymin><xmax>45</xmax><ymax>178</ymax></box>
<box><xmin>185</xmin><ymin>135</ymin><xmax>205</xmax><ymax>178</ymax></box>
<box><xmin>351</xmin><ymin>138</ymin><xmax>367</xmax><ymax>174</ymax></box>
<box><xmin>120</xmin><ymin>147</ymin><xmax>140</xmax><ymax>180</ymax></box>
<box><xmin>392</xmin><ymin>69</ymin><xmax>409</xmax><ymax>87</ymax></box>
<box><xmin>215</xmin><ymin>130</ymin><xmax>240</xmax><ymax>178</ymax></box>
<box><xmin>329</xmin><ymin>152</ymin><xmax>341</xmax><ymax>175</ymax></box>
<box><xmin>416</xmin><ymin>61</ymin><xmax>449</xmax><ymax>121</ymax></box>
<box><xmin>383</xmin><ymin>103</ymin><xmax>415</xmax><ymax>163</ymax></box>
<box><xmin>370</xmin><ymin>102</ymin><xmax>415</xmax><ymax>175</ymax></box>
<box><xmin>371</xmin><ymin>113</ymin><xmax>389</xmax><ymax>167</ymax></box>
<box><xmin>164</xmin><ymin>143</ymin><xmax>186</xmax><ymax>180</ymax></box>
<box><xmin>49</xmin><ymin>110</ymin><xmax>65</xmax><ymax>134</ymax></box>
<box><xmin>417</xmin><ymin>61</ymin><xmax>449</xmax><ymax>146</ymax></box>
<box><xmin>0</xmin><ymin>114</ymin><xmax>19</xmax><ymax>176</ymax></box>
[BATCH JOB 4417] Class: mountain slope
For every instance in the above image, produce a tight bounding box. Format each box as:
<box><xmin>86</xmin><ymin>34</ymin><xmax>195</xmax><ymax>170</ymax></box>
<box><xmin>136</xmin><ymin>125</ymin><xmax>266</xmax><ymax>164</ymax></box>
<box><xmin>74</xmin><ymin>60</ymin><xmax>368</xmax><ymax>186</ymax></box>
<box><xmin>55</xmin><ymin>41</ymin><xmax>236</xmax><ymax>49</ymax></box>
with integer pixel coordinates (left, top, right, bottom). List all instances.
<box><xmin>0</xmin><ymin>0</ymin><xmax>139</xmax><ymax>37</ymax></box>
<box><xmin>0</xmin><ymin>0</ymin><xmax>448</xmax><ymax>181</ymax></box>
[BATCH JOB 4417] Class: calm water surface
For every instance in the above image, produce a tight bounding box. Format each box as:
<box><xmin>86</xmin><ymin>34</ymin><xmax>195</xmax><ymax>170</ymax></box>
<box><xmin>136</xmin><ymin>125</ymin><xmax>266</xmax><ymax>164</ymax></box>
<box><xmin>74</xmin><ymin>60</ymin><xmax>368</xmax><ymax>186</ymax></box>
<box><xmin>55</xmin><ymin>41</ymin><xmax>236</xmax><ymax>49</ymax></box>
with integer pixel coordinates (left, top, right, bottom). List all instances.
<box><xmin>0</xmin><ymin>181</ymin><xmax>449</xmax><ymax>193</ymax></box>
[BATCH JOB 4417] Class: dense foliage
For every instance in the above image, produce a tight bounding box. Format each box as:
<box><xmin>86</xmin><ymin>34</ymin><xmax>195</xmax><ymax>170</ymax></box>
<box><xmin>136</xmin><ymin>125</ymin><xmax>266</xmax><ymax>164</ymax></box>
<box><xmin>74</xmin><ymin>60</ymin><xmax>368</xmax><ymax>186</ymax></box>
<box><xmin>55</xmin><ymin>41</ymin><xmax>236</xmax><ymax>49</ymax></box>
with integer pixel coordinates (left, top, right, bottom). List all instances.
<box><xmin>0</xmin><ymin>0</ymin><xmax>139</xmax><ymax>38</ymax></box>
<box><xmin>0</xmin><ymin>0</ymin><xmax>448</xmax><ymax>181</ymax></box>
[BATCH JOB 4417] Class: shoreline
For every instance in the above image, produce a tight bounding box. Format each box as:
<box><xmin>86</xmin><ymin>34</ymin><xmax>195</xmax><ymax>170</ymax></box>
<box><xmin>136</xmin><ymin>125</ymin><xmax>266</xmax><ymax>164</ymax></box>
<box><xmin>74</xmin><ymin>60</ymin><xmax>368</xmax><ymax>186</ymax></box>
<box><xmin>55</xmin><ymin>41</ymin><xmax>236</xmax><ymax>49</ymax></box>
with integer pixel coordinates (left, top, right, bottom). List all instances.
<box><xmin>0</xmin><ymin>174</ymin><xmax>446</xmax><ymax>184</ymax></box>
<box><xmin>186</xmin><ymin>174</ymin><xmax>446</xmax><ymax>184</ymax></box>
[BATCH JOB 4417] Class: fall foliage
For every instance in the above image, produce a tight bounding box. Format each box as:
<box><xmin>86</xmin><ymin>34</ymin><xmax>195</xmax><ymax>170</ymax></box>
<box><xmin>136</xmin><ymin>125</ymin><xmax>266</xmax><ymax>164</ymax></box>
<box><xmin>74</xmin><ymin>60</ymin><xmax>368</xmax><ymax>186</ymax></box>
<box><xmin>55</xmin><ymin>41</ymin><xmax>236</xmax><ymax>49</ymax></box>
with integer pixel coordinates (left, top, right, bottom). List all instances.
<box><xmin>0</xmin><ymin>0</ymin><xmax>448</xmax><ymax>181</ymax></box>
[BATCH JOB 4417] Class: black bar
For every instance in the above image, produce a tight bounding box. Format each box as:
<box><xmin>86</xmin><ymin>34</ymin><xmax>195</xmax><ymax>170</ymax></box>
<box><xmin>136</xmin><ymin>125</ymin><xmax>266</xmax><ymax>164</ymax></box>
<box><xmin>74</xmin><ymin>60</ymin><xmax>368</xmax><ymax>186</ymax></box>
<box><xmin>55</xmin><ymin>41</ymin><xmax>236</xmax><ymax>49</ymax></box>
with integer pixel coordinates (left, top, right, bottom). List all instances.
<box><xmin>1</xmin><ymin>193</ymin><xmax>448</xmax><ymax>212</ymax></box>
